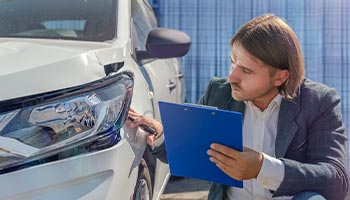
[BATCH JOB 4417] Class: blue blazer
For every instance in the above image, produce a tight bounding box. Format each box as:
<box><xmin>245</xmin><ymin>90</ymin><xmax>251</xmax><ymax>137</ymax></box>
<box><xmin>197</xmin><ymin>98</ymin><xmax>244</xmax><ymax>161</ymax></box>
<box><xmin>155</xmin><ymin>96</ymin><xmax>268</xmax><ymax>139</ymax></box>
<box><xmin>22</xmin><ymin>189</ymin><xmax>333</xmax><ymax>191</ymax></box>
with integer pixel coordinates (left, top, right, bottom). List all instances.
<box><xmin>198</xmin><ymin>78</ymin><xmax>349</xmax><ymax>200</ymax></box>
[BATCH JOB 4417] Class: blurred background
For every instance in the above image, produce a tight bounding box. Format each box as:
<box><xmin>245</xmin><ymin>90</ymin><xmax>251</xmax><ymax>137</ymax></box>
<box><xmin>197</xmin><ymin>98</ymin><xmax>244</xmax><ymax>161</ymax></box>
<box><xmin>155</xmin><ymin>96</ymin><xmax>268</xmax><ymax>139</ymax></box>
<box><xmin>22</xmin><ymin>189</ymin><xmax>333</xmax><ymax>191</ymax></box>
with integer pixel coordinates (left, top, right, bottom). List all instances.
<box><xmin>148</xmin><ymin>0</ymin><xmax>349</xmax><ymax>164</ymax></box>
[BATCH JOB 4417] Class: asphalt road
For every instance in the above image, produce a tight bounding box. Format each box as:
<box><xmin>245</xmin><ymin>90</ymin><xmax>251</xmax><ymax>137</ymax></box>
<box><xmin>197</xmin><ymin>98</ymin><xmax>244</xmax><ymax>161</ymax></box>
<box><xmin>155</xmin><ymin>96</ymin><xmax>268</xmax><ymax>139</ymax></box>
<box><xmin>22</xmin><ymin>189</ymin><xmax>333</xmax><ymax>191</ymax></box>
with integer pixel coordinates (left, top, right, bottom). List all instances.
<box><xmin>161</xmin><ymin>178</ymin><xmax>350</xmax><ymax>200</ymax></box>
<box><xmin>160</xmin><ymin>177</ymin><xmax>211</xmax><ymax>200</ymax></box>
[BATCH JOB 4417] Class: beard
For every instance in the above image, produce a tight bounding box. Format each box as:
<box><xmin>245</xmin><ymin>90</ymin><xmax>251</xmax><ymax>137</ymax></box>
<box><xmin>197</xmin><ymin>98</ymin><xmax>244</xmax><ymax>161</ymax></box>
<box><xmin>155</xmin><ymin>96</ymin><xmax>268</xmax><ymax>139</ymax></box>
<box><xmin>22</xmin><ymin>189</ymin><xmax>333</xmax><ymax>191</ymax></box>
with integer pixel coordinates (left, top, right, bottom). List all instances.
<box><xmin>231</xmin><ymin>82</ymin><xmax>277</xmax><ymax>103</ymax></box>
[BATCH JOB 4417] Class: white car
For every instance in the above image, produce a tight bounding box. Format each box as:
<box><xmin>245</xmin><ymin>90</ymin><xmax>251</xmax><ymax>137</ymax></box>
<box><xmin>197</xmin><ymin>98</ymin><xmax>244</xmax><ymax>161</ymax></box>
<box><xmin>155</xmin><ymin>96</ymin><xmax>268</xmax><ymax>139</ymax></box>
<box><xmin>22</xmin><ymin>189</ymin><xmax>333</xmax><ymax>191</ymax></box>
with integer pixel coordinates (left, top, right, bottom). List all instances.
<box><xmin>0</xmin><ymin>0</ymin><xmax>190</xmax><ymax>199</ymax></box>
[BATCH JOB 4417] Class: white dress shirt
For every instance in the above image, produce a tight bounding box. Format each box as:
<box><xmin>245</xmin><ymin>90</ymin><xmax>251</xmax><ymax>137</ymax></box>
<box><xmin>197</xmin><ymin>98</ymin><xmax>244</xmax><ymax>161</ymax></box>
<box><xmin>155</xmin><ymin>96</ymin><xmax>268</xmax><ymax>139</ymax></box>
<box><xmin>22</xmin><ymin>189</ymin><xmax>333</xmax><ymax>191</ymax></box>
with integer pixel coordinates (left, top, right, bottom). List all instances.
<box><xmin>226</xmin><ymin>94</ymin><xmax>292</xmax><ymax>200</ymax></box>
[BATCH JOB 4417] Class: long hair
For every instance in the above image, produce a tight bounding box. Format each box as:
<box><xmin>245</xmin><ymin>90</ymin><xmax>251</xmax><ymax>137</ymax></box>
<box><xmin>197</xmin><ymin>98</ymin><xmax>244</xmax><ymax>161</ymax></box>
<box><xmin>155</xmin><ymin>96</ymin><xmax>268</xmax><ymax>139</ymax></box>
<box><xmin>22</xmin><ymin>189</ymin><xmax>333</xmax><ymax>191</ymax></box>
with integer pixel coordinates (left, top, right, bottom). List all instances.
<box><xmin>231</xmin><ymin>14</ymin><xmax>305</xmax><ymax>99</ymax></box>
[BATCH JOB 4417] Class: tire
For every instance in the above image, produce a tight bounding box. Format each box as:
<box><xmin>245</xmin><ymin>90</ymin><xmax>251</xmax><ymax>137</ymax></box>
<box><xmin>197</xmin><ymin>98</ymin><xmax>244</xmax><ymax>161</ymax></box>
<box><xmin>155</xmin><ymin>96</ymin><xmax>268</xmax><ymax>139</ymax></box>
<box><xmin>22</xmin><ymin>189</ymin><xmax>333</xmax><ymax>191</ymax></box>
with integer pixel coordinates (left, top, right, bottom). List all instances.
<box><xmin>133</xmin><ymin>159</ymin><xmax>153</xmax><ymax>200</ymax></box>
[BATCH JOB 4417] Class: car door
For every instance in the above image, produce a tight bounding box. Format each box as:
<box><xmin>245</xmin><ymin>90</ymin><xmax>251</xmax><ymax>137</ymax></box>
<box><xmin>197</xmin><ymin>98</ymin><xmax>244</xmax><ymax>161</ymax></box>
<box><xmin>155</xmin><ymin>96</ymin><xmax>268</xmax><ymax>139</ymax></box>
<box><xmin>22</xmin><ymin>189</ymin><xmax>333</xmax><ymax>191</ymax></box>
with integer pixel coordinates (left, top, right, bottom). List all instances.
<box><xmin>131</xmin><ymin>0</ymin><xmax>182</xmax><ymax>119</ymax></box>
<box><xmin>131</xmin><ymin>1</ymin><xmax>187</xmax><ymax>199</ymax></box>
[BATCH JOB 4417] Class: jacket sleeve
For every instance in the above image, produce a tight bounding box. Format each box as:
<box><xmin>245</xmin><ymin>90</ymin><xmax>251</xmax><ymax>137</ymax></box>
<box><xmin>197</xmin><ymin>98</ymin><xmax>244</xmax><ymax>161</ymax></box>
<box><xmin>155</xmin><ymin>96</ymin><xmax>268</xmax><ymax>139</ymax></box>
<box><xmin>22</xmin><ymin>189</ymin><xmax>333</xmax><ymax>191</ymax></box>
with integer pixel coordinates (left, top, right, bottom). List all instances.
<box><xmin>149</xmin><ymin>142</ymin><xmax>168</xmax><ymax>163</ymax></box>
<box><xmin>274</xmin><ymin>88</ymin><xmax>349</xmax><ymax>200</ymax></box>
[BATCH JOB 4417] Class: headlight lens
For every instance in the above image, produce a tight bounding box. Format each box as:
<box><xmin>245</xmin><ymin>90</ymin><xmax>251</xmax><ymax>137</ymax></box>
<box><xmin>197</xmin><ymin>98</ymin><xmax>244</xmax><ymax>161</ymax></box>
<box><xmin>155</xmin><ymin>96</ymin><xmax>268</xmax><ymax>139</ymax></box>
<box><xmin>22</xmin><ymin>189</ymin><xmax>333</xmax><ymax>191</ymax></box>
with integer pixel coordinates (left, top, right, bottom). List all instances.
<box><xmin>0</xmin><ymin>71</ymin><xmax>133</xmax><ymax>173</ymax></box>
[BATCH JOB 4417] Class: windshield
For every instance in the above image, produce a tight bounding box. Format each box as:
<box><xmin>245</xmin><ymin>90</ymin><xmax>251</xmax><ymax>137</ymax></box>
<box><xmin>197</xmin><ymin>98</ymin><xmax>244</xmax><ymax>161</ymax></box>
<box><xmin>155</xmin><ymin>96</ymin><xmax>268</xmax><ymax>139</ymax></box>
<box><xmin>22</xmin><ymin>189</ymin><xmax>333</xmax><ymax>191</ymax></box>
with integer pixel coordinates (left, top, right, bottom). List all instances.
<box><xmin>0</xmin><ymin>0</ymin><xmax>117</xmax><ymax>42</ymax></box>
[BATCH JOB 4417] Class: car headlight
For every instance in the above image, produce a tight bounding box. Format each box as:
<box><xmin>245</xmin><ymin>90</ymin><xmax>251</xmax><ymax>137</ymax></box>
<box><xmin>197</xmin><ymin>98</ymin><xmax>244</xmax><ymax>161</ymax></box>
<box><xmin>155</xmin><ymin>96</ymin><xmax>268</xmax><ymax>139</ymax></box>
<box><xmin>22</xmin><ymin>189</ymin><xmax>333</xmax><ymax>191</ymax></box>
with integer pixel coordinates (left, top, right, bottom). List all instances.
<box><xmin>0</xmin><ymin>71</ymin><xmax>133</xmax><ymax>174</ymax></box>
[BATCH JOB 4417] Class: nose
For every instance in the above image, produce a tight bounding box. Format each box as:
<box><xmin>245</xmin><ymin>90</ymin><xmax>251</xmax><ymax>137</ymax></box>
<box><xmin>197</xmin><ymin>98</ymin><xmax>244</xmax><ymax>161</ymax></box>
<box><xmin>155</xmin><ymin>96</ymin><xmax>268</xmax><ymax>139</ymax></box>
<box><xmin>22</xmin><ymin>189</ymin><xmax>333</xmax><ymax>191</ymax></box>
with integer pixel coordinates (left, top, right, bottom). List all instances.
<box><xmin>228</xmin><ymin>64</ymin><xmax>240</xmax><ymax>83</ymax></box>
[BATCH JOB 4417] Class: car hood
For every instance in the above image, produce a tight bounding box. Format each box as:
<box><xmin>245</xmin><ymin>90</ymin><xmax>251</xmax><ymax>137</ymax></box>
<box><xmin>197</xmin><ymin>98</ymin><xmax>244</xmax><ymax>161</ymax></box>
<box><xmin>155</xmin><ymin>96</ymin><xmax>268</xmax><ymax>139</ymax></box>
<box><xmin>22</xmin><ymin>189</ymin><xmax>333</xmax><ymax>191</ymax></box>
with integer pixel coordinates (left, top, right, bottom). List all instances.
<box><xmin>0</xmin><ymin>38</ymin><xmax>125</xmax><ymax>101</ymax></box>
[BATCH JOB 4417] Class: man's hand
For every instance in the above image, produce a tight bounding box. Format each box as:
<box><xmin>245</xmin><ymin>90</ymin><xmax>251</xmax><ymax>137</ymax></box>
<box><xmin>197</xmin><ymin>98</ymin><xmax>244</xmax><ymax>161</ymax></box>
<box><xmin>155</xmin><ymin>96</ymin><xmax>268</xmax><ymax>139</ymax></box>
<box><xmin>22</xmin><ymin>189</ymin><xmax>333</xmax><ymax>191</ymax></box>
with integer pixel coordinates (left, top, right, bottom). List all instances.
<box><xmin>207</xmin><ymin>144</ymin><xmax>263</xmax><ymax>180</ymax></box>
<box><xmin>125</xmin><ymin>108</ymin><xmax>163</xmax><ymax>146</ymax></box>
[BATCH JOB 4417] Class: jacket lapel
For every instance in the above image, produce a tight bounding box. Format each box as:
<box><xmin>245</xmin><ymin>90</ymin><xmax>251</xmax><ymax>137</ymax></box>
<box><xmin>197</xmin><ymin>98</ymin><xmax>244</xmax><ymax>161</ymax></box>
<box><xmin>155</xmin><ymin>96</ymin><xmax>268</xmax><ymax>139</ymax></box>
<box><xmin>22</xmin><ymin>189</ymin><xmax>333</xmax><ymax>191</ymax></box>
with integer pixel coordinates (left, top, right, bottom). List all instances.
<box><xmin>275</xmin><ymin>93</ymin><xmax>300</xmax><ymax>158</ymax></box>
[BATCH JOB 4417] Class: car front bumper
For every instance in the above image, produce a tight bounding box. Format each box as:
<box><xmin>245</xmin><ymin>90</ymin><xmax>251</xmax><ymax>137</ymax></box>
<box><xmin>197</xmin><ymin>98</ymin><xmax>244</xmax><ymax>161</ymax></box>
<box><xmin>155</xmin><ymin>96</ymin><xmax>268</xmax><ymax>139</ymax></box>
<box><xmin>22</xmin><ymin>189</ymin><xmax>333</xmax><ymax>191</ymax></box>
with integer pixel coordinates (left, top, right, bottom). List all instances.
<box><xmin>0</xmin><ymin>138</ymin><xmax>138</xmax><ymax>200</ymax></box>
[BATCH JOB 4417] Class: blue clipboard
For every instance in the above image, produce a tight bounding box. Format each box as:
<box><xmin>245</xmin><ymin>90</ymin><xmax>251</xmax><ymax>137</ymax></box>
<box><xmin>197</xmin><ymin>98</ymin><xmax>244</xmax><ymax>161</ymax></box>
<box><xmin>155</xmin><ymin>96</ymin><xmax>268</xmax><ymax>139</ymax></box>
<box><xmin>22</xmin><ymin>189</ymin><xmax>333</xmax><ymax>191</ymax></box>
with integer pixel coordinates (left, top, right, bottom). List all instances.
<box><xmin>158</xmin><ymin>101</ymin><xmax>243</xmax><ymax>188</ymax></box>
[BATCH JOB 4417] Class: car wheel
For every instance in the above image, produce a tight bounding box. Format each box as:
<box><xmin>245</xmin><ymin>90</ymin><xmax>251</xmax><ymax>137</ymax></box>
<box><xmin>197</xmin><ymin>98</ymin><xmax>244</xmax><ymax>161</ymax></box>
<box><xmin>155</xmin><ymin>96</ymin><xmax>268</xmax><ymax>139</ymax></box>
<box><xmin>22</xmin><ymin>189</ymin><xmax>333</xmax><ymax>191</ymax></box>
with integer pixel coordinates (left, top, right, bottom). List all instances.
<box><xmin>133</xmin><ymin>158</ymin><xmax>153</xmax><ymax>200</ymax></box>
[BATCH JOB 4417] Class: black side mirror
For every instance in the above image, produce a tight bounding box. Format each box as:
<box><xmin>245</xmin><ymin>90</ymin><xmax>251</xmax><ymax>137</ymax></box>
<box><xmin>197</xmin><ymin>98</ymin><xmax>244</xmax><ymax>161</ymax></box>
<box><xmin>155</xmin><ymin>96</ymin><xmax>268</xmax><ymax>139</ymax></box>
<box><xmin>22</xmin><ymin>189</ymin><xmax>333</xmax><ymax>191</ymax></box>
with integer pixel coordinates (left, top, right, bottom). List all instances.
<box><xmin>136</xmin><ymin>28</ymin><xmax>191</xmax><ymax>61</ymax></box>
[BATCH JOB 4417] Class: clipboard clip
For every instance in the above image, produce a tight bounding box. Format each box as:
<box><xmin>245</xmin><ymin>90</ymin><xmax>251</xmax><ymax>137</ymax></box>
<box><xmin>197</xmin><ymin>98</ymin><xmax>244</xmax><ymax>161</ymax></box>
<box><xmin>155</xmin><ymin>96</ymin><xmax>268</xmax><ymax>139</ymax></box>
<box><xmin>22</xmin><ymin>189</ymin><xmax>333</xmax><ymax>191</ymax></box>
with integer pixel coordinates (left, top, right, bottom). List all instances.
<box><xmin>183</xmin><ymin>103</ymin><xmax>218</xmax><ymax>111</ymax></box>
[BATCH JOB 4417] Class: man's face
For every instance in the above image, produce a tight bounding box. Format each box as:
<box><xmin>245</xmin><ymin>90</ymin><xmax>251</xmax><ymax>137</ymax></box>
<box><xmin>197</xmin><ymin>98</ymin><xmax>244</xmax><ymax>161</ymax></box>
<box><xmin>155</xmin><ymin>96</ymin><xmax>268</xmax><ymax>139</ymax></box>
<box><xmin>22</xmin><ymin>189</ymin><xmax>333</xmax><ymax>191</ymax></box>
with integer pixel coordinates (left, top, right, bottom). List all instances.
<box><xmin>228</xmin><ymin>43</ymin><xmax>284</xmax><ymax>109</ymax></box>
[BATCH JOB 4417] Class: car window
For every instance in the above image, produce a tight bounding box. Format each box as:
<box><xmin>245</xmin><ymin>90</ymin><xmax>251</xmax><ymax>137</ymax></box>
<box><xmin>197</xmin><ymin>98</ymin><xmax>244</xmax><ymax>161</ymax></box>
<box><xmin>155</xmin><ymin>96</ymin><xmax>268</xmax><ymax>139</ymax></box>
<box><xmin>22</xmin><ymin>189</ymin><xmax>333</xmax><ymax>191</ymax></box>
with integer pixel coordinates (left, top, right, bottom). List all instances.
<box><xmin>0</xmin><ymin>0</ymin><xmax>117</xmax><ymax>42</ymax></box>
<box><xmin>141</xmin><ymin>0</ymin><xmax>159</xmax><ymax>26</ymax></box>
<box><xmin>131</xmin><ymin>0</ymin><xmax>157</xmax><ymax>50</ymax></box>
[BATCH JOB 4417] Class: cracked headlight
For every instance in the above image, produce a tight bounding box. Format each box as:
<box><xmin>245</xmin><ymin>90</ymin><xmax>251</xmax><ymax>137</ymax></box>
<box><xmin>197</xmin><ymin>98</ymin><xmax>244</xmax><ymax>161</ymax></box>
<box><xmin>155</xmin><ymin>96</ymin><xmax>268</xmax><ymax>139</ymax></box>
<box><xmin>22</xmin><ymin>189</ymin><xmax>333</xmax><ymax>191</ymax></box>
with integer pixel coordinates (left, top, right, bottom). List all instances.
<box><xmin>0</xmin><ymin>71</ymin><xmax>133</xmax><ymax>174</ymax></box>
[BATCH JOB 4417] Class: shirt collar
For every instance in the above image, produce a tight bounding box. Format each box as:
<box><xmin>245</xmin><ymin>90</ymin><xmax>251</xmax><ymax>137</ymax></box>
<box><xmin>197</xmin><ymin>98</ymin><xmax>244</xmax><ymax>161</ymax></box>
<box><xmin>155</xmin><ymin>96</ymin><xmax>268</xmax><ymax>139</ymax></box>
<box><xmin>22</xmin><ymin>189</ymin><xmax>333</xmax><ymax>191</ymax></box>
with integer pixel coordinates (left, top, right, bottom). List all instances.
<box><xmin>273</xmin><ymin>94</ymin><xmax>283</xmax><ymax>107</ymax></box>
<box><xmin>244</xmin><ymin>94</ymin><xmax>283</xmax><ymax>109</ymax></box>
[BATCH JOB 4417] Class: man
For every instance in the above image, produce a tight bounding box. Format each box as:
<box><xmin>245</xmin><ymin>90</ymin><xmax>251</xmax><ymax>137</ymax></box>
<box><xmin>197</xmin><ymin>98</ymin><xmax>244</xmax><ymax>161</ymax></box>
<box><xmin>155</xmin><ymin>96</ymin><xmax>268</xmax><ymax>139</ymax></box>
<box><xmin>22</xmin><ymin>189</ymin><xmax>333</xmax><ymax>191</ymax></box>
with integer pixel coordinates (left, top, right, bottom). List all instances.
<box><xmin>127</xmin><ymin>14</ymin><xmax>348</xmax><ymax>200</ymax></box>
<box><xmin>203</xmin><ymin>14</ymin><xmax>348</xmax><ymax>199</ymax></box>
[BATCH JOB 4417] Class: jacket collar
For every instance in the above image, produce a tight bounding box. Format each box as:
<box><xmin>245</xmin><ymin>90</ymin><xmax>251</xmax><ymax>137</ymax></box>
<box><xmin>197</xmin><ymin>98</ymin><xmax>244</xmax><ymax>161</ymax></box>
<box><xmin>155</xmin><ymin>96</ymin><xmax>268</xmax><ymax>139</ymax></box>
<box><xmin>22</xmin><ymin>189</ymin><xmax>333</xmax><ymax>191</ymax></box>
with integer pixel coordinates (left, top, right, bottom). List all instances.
<box><xmin>225</xmin><ymin>98</ymin><xmax>245</xmax><ymax>114</ymax></box>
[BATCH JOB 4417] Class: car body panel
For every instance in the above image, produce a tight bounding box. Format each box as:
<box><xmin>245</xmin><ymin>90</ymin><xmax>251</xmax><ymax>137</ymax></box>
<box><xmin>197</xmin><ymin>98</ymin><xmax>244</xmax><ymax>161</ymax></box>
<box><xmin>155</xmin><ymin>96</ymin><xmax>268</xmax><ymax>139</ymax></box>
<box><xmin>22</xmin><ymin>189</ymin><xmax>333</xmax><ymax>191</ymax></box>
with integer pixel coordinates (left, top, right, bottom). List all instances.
<box><xmin>0</xmin><ymin>139</ymin><xmax>136</xmax><ymax>200</ymax></box>
<box><xmin>0</xmin><ymin>38</ymin><xmax>127</xmax><ymax>100</ymax></box>
<box><xmin>0</xmin><ymin>0</ymin><xmax>188</xmax><ymax>199</ymax></box>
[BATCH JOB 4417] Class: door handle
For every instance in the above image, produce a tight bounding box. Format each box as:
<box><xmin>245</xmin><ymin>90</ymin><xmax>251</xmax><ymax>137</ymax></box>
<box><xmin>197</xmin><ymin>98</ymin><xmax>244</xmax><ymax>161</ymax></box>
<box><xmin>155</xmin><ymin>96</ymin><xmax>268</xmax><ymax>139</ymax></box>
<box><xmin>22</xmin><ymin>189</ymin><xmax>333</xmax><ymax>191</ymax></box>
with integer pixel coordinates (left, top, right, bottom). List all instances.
<box><xmin>176</xmin><ymin>73</ymin><xmax>184</xmax><ymax>79</ymax></box>
<box><xmin>166</xmin><ymin>80</ymin><xmax>176</xmax><ymax>92</ymax></box>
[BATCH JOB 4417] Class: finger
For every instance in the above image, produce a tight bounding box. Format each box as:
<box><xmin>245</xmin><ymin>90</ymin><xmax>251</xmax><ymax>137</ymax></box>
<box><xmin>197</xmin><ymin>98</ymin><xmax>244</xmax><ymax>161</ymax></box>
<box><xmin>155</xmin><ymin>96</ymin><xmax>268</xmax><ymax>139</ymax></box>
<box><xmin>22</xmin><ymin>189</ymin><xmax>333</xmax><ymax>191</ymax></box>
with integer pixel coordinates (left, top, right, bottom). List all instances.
<box><xmin>210</xmin><ymin>143</ymin><xmax>241</xmax><ymax>160</ymax></box>
<box><xmin>138</xmin><ymin>116</ymin><xmax>154</xmax><ymax>127</ymax></box>
<box><xmin>126</xmin><ymin>121</ymin><xmax>138</xmax><ymax>128</ymax></box>
<box><xmin>131</xmin><ymin>118</ymin><xmax>143</xmax><ymax>126</ymax></box>
<box><xmin>146</xmin><ymin>134</ymin><xmax>155</xmax><ymax>146</ymax></box>
<box><xmin>208</xmin><ymin>150</ymin><xmax>237</xmax><ymax>166</ymax></box>
<box><xmin>209</xmin><ymin>156</ymin><xmax>243</xmax><ymax>180</ymax></box>
<box><xmin>125</xmin><ymin>119</ymin><xmax>131</xmax><ymax>125</ymax></box>
<box><xmin>217</xmin><ymin>162</ymin><xmax>244</xmax><ymax>181</ymax></box>
<box><xmin>128</xmin><ymin>110</ymin><xmax>139</xmax><ymax>118</ymax></box>
<box><xmin>207</xmin><ymin>149</ymin><xmax>237</xmax><ymax>167</ymax></box>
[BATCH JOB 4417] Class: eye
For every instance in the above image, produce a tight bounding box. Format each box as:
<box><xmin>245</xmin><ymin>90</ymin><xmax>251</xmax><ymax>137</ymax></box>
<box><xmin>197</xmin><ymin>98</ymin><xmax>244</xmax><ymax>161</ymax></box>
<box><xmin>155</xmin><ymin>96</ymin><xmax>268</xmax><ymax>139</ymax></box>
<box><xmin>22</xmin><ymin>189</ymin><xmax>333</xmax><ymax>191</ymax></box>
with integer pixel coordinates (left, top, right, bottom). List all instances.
<box><xmin>242</xmin><ymin>67</ymin><xmax>252</xmax><ymax>74</ymax></box>
<box><xmin>230</xmin><ymin>58</ymin><xmax>235</xmax><ymax>64</ymax></box>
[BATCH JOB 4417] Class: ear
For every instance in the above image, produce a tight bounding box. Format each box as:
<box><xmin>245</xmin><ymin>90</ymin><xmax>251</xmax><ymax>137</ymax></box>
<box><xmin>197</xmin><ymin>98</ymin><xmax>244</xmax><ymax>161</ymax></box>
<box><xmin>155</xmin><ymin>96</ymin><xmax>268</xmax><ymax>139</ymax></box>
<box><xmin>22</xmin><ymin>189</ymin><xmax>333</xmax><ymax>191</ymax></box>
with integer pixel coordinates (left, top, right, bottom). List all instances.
<box><xmin>273</xmin><ymin>69</ymin><xmax>289</xmax><ymax>87</ymax></box>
